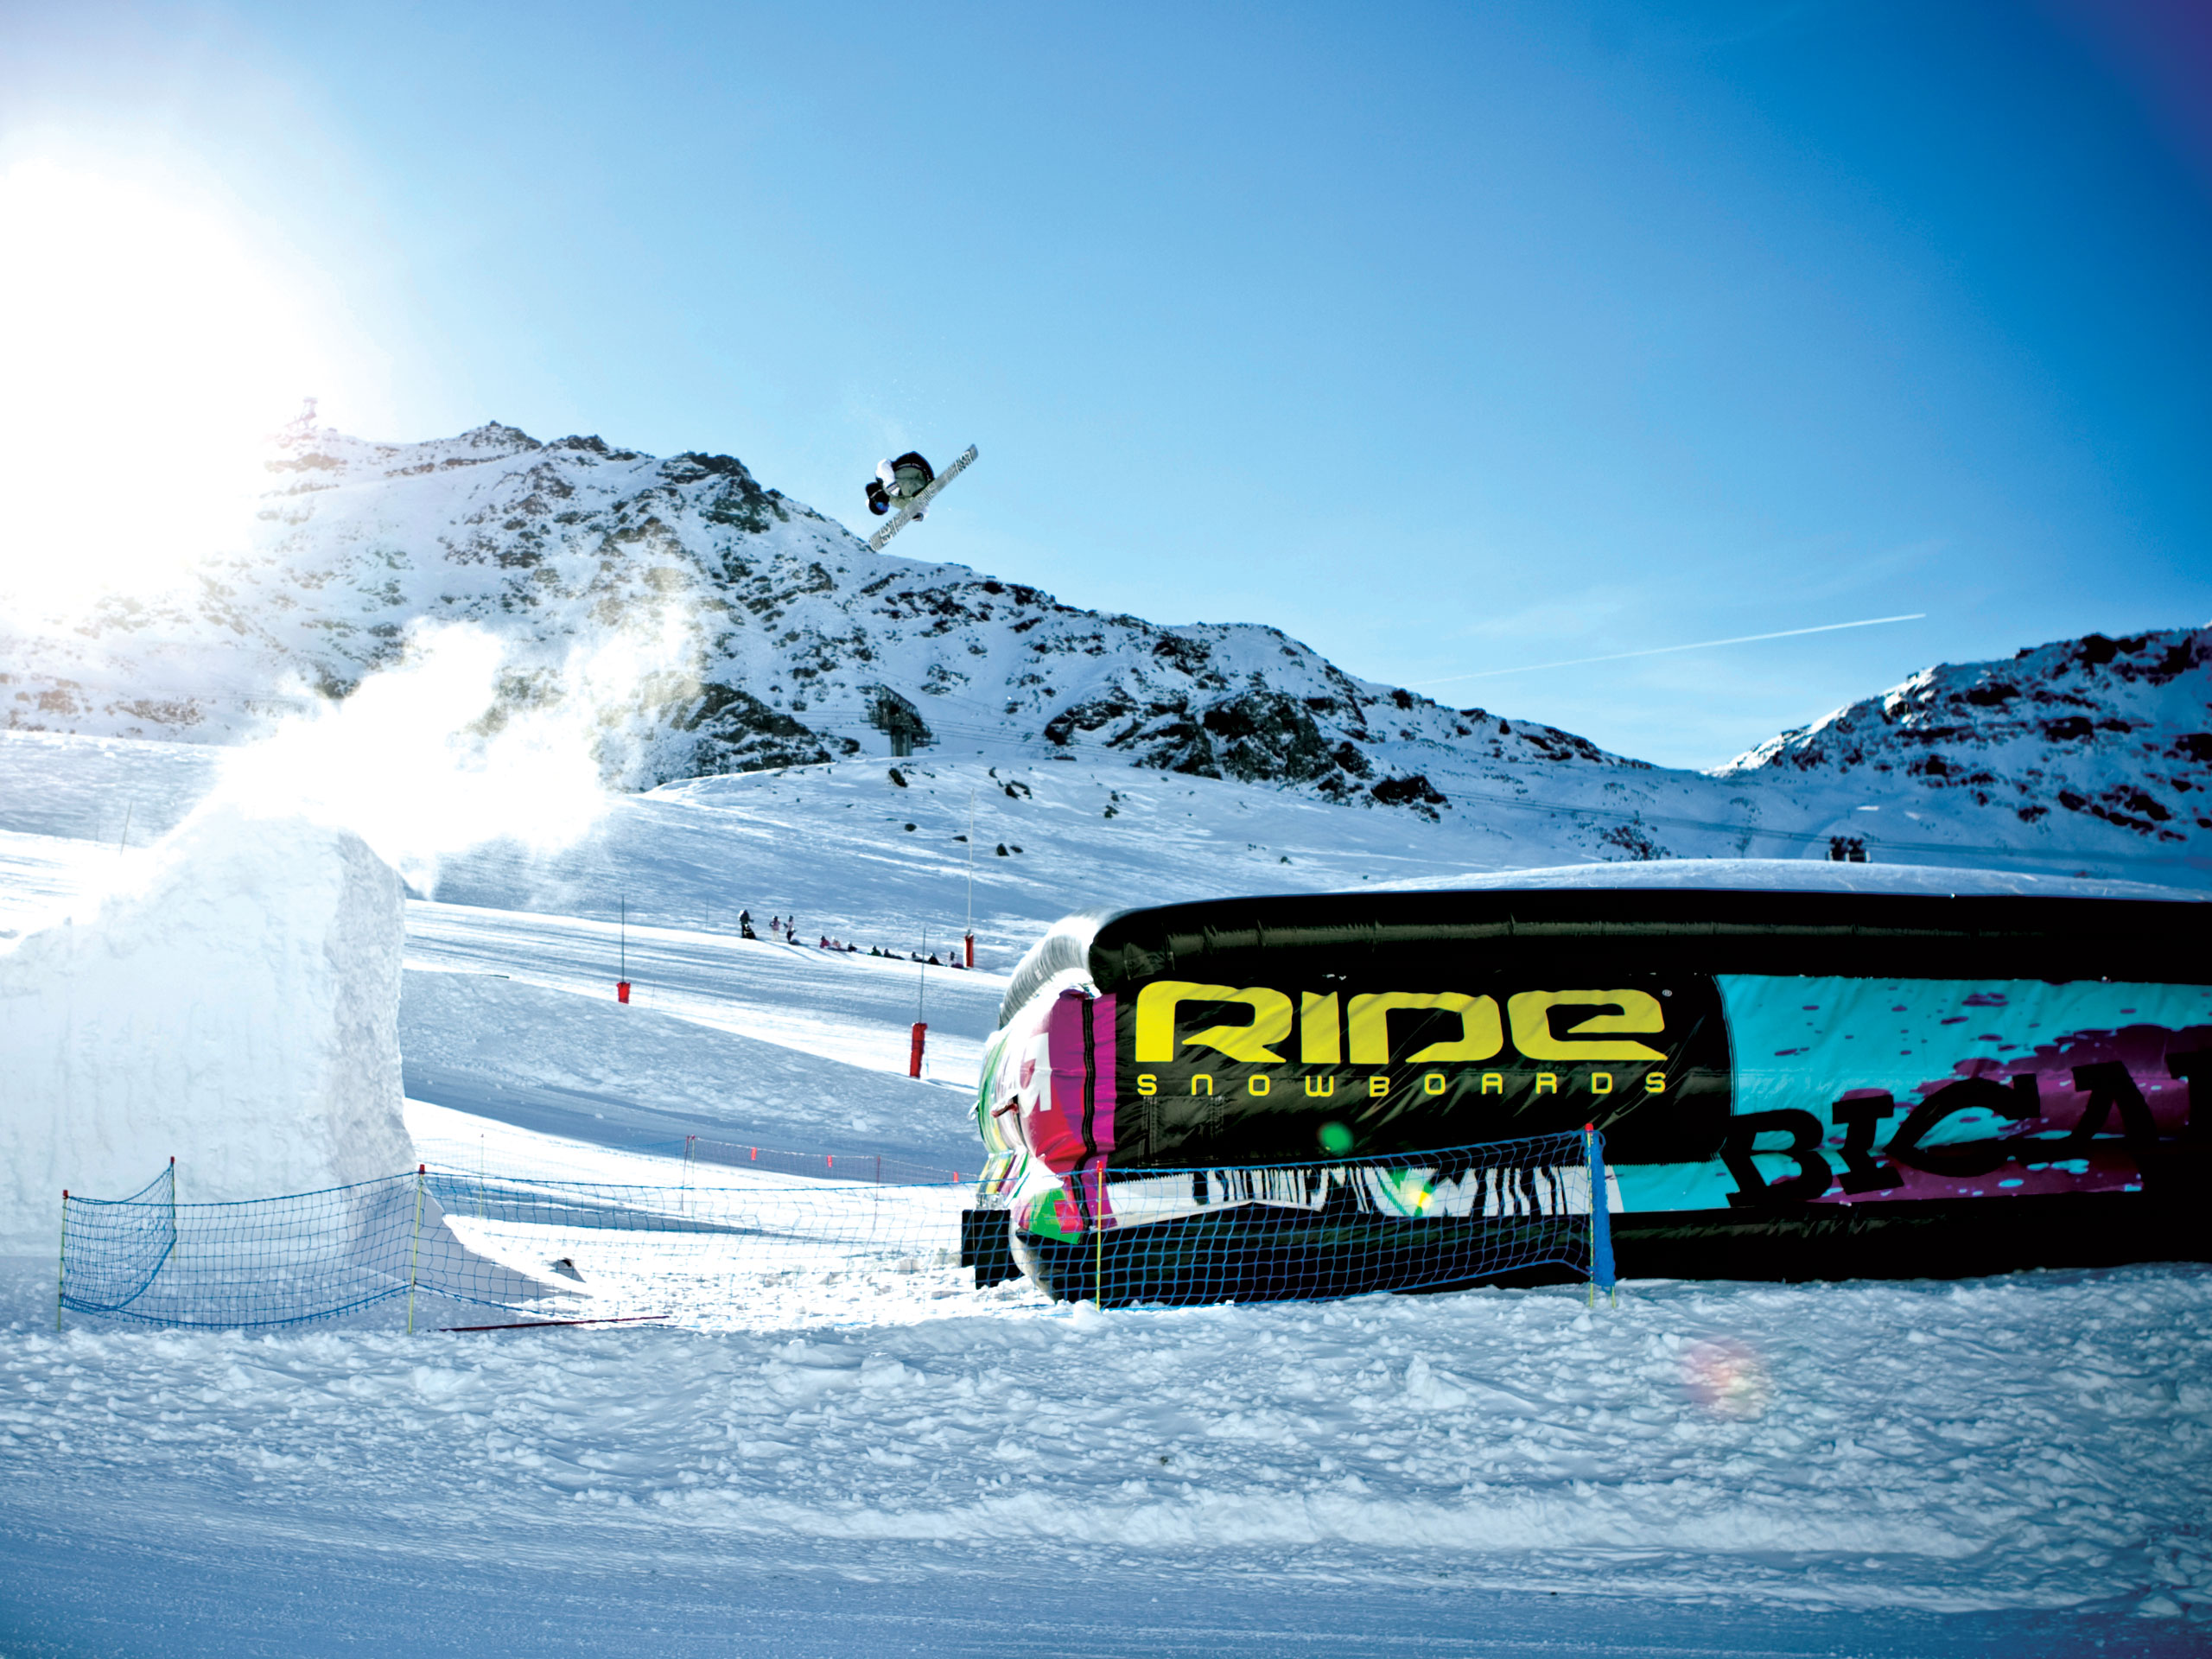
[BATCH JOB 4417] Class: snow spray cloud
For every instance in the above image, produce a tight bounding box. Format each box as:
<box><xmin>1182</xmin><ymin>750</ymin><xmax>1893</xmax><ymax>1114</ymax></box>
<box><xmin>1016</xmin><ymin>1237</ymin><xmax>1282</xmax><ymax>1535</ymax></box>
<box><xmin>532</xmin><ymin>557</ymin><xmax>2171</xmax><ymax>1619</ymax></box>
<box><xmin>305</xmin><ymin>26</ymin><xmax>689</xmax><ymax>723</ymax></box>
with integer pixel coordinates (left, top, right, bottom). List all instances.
<box><xmin>208</xmin><ymin>616</ymin><xmax>686</xmax><ymax>885</ymax></box>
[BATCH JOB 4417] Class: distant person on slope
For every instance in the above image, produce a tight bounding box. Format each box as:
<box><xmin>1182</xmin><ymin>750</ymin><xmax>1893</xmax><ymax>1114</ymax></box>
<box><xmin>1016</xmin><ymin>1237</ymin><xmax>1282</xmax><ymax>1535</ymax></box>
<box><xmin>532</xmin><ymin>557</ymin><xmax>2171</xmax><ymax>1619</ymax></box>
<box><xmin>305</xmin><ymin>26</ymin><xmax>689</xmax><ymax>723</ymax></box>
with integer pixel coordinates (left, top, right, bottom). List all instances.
<box><xmin>865</xmin><ymin>452</ymin><xmax>934</xmax><ymax>518</ymax></box>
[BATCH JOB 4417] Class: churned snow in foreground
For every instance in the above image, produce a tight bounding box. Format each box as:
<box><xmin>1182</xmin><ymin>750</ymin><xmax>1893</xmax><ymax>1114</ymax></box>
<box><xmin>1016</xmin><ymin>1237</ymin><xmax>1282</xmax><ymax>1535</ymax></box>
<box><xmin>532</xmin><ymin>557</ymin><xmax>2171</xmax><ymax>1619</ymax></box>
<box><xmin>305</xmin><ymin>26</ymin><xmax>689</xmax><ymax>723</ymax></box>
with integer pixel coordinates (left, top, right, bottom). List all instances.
<box><xmin>3</xmin><ymin>1261</ymin><xmax>2209</xmax><ymax>1653</ymax></box>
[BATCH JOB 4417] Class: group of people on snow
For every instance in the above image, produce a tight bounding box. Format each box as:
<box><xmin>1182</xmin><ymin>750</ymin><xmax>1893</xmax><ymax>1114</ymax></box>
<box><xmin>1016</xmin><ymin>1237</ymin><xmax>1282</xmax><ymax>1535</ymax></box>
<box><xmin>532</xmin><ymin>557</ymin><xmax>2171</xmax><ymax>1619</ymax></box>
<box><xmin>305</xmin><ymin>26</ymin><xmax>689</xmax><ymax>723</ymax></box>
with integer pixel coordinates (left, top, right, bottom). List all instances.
<box><xmin>734</xmin><ymin>909</ymin><xmax>961</xmax><ymax>966</ymax></box>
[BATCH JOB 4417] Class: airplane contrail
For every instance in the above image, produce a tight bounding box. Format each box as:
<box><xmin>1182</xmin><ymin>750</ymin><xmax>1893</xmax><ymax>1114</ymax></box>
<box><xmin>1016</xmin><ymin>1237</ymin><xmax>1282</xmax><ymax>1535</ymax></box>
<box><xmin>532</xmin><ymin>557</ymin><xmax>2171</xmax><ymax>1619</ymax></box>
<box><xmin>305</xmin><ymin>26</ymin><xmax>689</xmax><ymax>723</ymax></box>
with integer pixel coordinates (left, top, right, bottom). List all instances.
<box><xmin>1412</xmin><ymin>613</ymin><xmax>1927</xmax><ymax>687</ymax></box>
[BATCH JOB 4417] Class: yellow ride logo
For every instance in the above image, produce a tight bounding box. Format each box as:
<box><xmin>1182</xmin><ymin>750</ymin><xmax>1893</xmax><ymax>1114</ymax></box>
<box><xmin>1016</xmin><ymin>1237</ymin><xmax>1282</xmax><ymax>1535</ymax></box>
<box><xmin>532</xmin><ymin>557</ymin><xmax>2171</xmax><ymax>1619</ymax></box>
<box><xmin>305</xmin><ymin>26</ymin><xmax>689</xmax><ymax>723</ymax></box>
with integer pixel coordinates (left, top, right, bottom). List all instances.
<box><xmin>1128</xmin><ymin>980</ymin><xmax>1673</xmax><ymax>1103</ymax></box>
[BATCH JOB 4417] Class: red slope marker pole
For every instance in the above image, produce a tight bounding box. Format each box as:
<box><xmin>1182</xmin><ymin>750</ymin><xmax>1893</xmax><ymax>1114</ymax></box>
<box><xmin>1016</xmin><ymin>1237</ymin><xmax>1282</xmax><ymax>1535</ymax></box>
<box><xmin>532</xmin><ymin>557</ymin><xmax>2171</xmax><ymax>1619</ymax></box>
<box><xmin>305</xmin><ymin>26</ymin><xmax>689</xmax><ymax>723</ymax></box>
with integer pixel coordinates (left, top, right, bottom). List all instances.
<box><xmin>616</xmin><ymin>895</ymin><xmax>630</xmax><ymax>1002</ymax></box>
<box><xmin>909</xmin><ymin>1021</ymin><xmax>928</xmax><ymax>1078</ymax></box>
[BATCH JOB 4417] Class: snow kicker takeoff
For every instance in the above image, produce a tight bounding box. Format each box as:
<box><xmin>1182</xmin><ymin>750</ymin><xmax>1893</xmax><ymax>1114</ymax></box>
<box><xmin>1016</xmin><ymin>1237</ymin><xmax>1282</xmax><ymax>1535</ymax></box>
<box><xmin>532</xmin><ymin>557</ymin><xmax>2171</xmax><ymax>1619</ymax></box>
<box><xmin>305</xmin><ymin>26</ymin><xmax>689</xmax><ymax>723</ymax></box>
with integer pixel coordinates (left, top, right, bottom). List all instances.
<box><xmin>863</xmin><ymin>444</ymin><xmax>977</xmax><ymax>551</ymax></box>
<box><xmin>963</xmin><ymin>880</ymin><xmax>2212</xmax><ymax>1303</ymax></box>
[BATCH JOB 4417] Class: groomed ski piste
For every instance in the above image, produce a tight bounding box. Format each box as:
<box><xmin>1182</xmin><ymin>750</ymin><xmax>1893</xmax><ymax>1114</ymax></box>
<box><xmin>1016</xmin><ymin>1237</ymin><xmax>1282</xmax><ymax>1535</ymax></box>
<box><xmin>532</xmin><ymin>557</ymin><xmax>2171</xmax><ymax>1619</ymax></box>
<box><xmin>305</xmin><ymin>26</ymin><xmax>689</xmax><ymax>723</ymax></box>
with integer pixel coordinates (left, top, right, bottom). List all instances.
<box><xmin>3</xmin><ymin>730</ymin><xmax>2210</xmax><ymax>1656</ymax></box>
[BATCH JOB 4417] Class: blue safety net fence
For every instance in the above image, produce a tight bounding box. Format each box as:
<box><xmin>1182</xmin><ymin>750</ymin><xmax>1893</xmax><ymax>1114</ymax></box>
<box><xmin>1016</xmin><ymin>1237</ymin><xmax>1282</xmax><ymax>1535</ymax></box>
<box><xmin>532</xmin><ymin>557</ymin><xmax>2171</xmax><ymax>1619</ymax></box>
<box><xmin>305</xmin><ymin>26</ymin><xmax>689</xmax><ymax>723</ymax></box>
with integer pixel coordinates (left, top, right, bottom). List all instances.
<box><xmin>57</xmin><ymin>1131</ymin><xmax>1611</xmax><ymax>1332</ymax></box>
<box><xmin>58</xmin><ymin>1162</ymin><xmax>972</xmax><ymax>1333</ymax></box>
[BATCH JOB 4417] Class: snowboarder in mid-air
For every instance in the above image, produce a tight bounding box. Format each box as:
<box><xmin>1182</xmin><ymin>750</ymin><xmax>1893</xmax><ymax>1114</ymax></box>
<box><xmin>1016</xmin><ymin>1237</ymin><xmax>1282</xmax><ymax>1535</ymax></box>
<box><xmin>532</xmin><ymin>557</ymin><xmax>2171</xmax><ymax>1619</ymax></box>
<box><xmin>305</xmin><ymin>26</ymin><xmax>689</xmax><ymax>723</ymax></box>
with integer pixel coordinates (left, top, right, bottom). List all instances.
<box><xmin>866</xmin><ymin>453</ymin><xmax>935</xmax><ymax>518</ymax></box>
<box><xmin>858</xmin><ymin>444</ymin><xmax>977</xmax><ymax>551</ymax></box>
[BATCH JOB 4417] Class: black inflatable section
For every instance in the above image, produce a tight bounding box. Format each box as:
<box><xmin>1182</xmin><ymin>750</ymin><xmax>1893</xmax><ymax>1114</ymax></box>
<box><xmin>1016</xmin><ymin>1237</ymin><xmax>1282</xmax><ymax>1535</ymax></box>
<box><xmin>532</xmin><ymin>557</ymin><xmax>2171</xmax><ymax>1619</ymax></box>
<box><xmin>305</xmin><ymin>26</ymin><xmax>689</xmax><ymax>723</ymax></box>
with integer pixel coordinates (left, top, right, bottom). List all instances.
<box><xmin>1615</xmin><ymin>1160</ymin><xmax>2212</xmax><ymax>1281</ymax></box>
<box><xmin>1079</xmin><ymin>887</ymin><xmax>2201</xmax><ymax>989</ymax></box>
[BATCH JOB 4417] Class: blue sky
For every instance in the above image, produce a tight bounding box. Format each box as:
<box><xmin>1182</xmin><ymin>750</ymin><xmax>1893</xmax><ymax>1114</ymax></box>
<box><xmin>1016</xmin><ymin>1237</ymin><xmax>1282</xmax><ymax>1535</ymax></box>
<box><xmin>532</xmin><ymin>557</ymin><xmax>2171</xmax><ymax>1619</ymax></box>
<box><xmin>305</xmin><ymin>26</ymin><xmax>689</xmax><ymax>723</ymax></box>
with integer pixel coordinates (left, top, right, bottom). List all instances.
<box><xmin>3</xmin><ymin>0</ymin><xmax>2208</xmax><ymax>767</ymax></box>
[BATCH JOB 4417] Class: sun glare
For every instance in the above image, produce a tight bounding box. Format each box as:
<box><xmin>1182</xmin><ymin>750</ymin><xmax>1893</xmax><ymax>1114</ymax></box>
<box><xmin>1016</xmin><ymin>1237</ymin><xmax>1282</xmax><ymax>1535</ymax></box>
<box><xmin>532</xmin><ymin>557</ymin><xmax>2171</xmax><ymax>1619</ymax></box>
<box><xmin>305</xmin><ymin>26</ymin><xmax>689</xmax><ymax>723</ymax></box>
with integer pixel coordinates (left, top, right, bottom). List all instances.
<box><xmin>0</xmin><ymin>162</ymin><xmax>333</xmax><ymax>616</ymax></box>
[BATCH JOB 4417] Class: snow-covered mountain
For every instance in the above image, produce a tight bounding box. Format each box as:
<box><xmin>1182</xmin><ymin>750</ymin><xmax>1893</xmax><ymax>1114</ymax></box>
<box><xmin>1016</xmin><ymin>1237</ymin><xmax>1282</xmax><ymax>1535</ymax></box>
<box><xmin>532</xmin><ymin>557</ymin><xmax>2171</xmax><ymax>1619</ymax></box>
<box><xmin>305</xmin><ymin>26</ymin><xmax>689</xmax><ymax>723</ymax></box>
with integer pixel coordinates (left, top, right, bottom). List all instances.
<box><xmin>1721</xmin><ymin>627</ymin><xmax>2212</xmax><ymax>846</ymax></box>
<box><xmin>2</xmin><ymin>420</ymin><xmax>1581</xmax><ymax>801</ymax></box>
<box><xmin>3</xmin><ymin>421</ymin><xmax>2207</xmax><ymax>882</ymax></box>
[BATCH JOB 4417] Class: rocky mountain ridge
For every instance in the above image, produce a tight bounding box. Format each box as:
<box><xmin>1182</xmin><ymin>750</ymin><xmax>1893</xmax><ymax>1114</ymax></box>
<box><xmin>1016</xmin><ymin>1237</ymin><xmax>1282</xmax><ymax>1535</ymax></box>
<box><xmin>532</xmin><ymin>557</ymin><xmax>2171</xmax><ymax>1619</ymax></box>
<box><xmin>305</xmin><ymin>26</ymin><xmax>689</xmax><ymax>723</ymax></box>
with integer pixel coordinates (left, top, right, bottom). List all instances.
<box><xmin>1723</xmin><ymin>627</ymin><xmax>2212</xmax><ymax>847</ymax></box>
<box><xmin>0</xmin><ymin>422</ymin><xmax>1629</xmax><ymax>801</ymax></box>
<box><xmin>3</xmin><ymin>422</ymin><xmax>2206</xmax><ymax>881</ymax></box>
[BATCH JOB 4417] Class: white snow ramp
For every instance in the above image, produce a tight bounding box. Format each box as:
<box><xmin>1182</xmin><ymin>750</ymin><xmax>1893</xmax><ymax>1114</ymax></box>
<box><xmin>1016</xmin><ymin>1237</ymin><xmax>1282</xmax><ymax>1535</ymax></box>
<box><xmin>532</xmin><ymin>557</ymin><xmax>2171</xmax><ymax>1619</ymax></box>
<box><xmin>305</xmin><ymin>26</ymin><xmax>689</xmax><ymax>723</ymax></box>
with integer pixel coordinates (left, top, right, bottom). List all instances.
<box><xmin>0</xmin><ymin>807</ymin><xmax>411</xmax><ymax>1249</ymax></box>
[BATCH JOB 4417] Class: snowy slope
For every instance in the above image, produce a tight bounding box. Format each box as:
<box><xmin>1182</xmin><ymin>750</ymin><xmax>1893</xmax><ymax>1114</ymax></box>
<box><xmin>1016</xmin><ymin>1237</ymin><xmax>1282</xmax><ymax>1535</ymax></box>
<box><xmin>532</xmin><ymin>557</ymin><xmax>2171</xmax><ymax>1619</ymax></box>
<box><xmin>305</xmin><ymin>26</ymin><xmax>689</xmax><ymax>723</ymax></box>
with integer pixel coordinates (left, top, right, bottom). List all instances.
<box><xmin>8</xmin><ymin>766</ymin><xmax>2200</xmax><ymax>1208</ymax></box>
<box><xmin>399</xmin><ymin>915</ymin><xmax>999</xmax><ymax>1167</ymax></box>
<box><xmin>3</xmin><ymin>423</ymin><xmax>2207</xmax><ymax>884</ymax></box>
<box><xmin>4</xmin><ymin>734</ymin><xmax>2208</xmax><ymax>1009</ymax></box>
<box><xmin>6</xmin><ymin>724</ymin><xmax>2212</xmax><ymax>1647</ymax></box>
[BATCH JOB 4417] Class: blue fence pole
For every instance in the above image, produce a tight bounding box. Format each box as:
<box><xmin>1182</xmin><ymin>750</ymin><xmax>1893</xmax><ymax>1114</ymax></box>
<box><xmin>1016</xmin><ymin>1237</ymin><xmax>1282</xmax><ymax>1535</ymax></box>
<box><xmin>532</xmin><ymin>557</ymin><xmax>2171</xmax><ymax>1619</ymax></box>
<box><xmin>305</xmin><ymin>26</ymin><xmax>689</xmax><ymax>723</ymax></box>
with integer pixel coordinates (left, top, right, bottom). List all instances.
<box><xmin>1583</xmin><ymin>1125</ymin><xmax>1615</xmax><ymax>1300</ymax></box>
<box><xmin>55</xmin><ymin>1190</ymin><xmax>68</xmax><ymax>1333</ymax></box>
